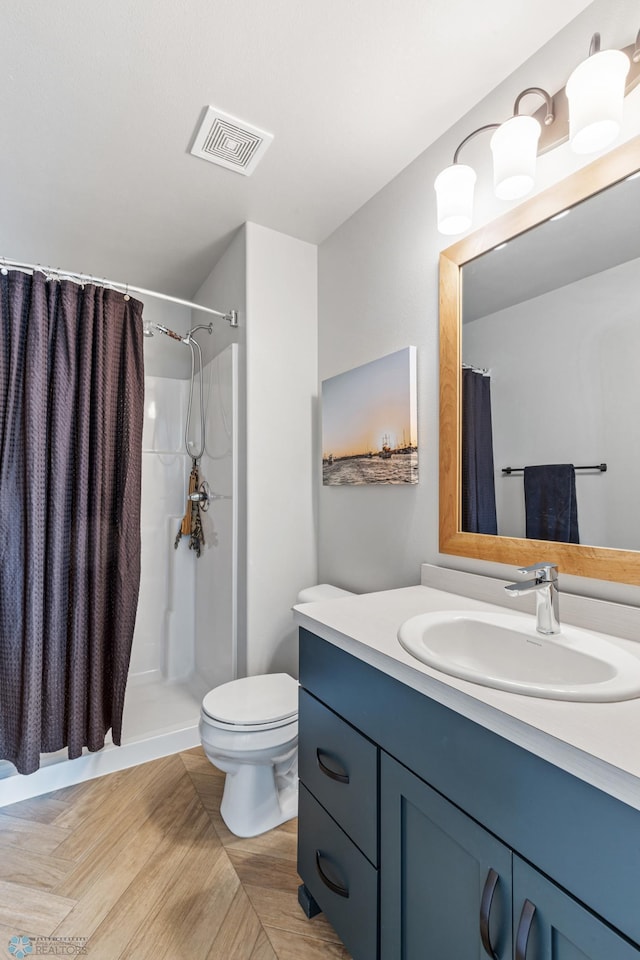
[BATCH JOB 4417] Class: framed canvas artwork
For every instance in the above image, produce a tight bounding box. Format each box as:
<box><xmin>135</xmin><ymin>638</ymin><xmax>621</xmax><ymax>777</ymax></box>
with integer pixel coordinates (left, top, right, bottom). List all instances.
<box><xmin>322</xmin><ymin>346</ymin><xmax>418</xmax><ymax>485</ymax></box>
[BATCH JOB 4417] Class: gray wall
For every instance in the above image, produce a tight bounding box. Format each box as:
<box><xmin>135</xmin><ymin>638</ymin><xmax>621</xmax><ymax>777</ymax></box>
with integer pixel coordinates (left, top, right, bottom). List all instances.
<box><xmin>317</xmin><ymin>0</ymin><xmax>640</xmax><ymax>606</ymax></box>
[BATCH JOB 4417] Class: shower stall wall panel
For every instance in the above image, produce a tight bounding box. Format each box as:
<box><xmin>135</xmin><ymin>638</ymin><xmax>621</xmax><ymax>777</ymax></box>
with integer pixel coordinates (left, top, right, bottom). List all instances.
<box><xmin>194</xmin><ymin>344</ymin><xmax>239</xmax><ymax>694</ymax></box>
<box><xmin>134</xmin><ymin>374</ymin><xmax>195</xmax><ymax>682</ymax></box>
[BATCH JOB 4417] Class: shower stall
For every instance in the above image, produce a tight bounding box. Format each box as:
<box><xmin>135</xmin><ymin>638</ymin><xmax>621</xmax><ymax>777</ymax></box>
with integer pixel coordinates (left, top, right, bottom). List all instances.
<box><xmin>0</xmin><ymin>302</ymin><xmax>239</xmax><ymax>805</ymax></box>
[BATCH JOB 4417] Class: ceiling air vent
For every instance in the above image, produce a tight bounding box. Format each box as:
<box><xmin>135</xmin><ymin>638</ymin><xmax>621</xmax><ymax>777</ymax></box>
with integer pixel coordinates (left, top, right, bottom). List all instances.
<box><xmin>190</xmin><ymin>107</ymin><xmax>273</xmax><ymax>176</ymax></box>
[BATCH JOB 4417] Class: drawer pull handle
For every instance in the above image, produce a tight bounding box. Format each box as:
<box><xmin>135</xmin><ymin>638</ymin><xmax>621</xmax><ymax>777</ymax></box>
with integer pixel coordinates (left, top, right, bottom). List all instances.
<box><xmin>515</xmin><ymin>899</ymin><xmax>536</xmax><ymax>960</ymax></box>
<box><xmin>315</xmin><ymin>849</ymin><xmax>350</xmax><ymax>899</ymax></box>
<box><xmin>479</xmin><ymin>868</ymin><xmax>500</xmax><ymax>959</ymax></box>
<box><xmin>316</xmin><ymin>748</ymin><xmax>350</xmax><ymax>784</ymax></box>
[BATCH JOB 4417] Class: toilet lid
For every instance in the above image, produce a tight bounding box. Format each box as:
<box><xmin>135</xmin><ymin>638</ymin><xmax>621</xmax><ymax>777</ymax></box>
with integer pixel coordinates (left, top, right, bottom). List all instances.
<box><xmin>202</xmin><ymin>673</ymin><xmax>298</xmax><ymax>726</ymax></box>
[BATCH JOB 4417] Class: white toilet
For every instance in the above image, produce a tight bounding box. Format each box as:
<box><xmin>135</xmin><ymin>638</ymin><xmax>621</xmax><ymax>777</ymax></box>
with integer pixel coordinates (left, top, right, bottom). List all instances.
<box><xmin>199</xmin><ymin>584</ymin><xmax>353</xmax><ymax>837</ymax></box>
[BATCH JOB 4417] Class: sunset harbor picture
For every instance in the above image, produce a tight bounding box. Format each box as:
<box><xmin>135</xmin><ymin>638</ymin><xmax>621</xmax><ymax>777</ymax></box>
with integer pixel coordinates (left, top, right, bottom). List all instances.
<box><xmin>321</xmin><ymin>346</ymin><xmax>418</xmax><ymax>485</ymax></box>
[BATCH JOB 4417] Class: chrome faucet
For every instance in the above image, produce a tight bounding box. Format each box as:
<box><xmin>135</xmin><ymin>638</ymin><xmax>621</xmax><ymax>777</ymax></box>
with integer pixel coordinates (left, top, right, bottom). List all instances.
<box><xmin>504</xmin><ymin>563</ymin><xmax>560</xmax><ymax>636</ymax></box>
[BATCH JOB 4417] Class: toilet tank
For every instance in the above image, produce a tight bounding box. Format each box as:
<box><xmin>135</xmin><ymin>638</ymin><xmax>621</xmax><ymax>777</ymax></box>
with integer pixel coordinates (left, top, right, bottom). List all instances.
<box><xmin>296</xmin><ymin>584</ymin><xmax>354</xmax><ymax>604</ymax></box>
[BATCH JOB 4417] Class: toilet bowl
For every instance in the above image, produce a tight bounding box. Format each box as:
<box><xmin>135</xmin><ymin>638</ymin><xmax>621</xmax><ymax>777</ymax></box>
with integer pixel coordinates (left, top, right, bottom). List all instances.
<box><xmin>200</xmin><ymin>584</ymin><xmax>353</xmax><ymax>837</ymax></box>
<box><xmin>200</xmin><ymin>673</ymin><xmax>299</xmax><ymax>837</ymax></box>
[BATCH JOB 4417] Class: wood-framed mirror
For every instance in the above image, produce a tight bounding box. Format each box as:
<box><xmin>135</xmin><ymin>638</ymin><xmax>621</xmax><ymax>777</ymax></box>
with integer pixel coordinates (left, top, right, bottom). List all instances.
<box><xmin>439</xmin><ymin>135</ymin><xmax>640</xmax><ymax>585</ymax></box>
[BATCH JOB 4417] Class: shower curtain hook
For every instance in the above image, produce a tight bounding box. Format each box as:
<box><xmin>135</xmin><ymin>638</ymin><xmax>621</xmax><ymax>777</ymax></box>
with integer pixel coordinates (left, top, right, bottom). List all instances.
<box><xmin>124</xmin><ymin>282</ymin><xmax>130</xmax><ymax>302</ymax></box>
<box><xmin>1</xmin><ymin>257</ymin><xmax>8</xmax><ymax>276</ymax></box>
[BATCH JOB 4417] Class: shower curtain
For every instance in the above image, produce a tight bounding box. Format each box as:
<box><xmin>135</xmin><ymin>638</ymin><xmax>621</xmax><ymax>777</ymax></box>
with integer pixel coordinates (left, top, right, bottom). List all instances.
<box><xmin>462</xmin><ymin>367</ymin><xmax>498</xmax><ymax>535</ymax></box>
<box><xmin>0</xmin><ymin>271</ymin><xmax>144</xmax><ymax>774</ymax></box>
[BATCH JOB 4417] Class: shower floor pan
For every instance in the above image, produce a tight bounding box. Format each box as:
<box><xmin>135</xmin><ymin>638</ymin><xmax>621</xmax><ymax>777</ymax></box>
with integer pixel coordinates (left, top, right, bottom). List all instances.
<box><xmin>0</xmin><ymin>674</ymin><xmax>203</xmax><ymax>808</ymax></box>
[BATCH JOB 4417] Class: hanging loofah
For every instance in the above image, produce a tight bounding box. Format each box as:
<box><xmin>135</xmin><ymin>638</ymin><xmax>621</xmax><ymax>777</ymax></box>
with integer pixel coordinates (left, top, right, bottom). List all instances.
<box><xmin>175</xmin><ymin>459</ymin><xmax>205</xmax><ymax>558</ymax></box>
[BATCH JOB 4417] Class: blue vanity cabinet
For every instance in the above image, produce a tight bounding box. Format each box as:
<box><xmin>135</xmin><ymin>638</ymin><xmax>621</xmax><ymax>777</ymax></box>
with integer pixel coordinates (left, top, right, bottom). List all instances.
<box><xmin>380</xmin><ymin>753</ymin><xmax>513</xmax><ymax>959</ymax></box>
<box><xmin>380</xmin><ymin>754</ymin><xmax>639</xmax><ymax>960</ymax></box>
<box><xmin>512</xmin><ymin>858</ymin><xmax>640</xmax><ymax>960</ymax></box>
<box><xmin>297</xmin><ymin>628</ymin><xmax>640</xmax><ymax>959</ymax></box>
<box><xmin>296</xmin><ymin>687</ymin><xmax>379</xmax><ymax>960</ymax></box>
<box><xmin>298</xmin><ymin>688</ymin><xmax>378</xmax><ymax>864</ymax></box>
<box><xmin>297</xmin><ymin>782</ymin><xmax>378</xmax><ymax>960</ymax></box>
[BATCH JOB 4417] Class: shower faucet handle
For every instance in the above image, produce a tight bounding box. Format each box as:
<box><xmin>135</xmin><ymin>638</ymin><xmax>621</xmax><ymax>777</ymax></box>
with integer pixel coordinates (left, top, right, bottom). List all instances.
<box><xmin>188</xmin><ymin>480</ymin><xmax>211</xmax><ymax>511</ymax></box>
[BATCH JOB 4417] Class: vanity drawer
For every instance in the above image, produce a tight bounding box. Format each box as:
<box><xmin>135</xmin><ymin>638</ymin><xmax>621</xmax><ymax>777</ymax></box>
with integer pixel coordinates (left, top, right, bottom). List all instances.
<box><xmin>298</xmin><ymin>783</ymin><xmax>378</xmax><ymax>960</ymax></box>
<box><xmin>298</xmin><ymin>688</ymin><xmax>378</xmax><ymax>864</ymax></box>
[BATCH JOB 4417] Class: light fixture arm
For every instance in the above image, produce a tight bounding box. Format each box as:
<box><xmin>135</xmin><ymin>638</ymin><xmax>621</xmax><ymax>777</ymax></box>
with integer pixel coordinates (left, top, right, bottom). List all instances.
<box><xmin>633</xmin><ymin>28</ymin><xmax>640</xmax><ymax>64</ymax></box>
<box><xmin>589</xmin><ymin>32</ymin><xmax>601</xmax><ymax>56</ymax></box>
<box><xmin>513</xmin><ymin>87</ymin><xmax>554</xmax><ymax>126</ymax></box>
<box><xmin>452</xmin><ymin>123</ymin><xmax>500</xmax><ymax>164</ymax></box>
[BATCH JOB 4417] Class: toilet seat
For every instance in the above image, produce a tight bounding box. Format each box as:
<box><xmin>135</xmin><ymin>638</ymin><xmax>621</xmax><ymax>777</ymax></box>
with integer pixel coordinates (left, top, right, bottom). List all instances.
<box><xmin>202</xmin><ymin>673</ymin><xmax>298</xmax><ymax>732</ymax></box>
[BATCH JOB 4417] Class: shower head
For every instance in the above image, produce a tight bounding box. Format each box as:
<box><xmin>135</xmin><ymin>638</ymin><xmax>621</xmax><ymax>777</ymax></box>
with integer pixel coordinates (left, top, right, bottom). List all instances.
<box><xmin>155</xmin><ymin>323</ymin><xmax>184</xmax><ymax>341</ymax></box>
<box><xmin>144</xmin><ymin>321</ymin><xmax>214</xmax><ymax>343</ymax></box>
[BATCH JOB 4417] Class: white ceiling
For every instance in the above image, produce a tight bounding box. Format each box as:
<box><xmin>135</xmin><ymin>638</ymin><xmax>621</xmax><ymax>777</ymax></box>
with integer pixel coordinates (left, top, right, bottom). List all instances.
<box><xmin>0</xmin><ymin>0</ymin><xmax>593</xmax><ymax>298</ymax></box>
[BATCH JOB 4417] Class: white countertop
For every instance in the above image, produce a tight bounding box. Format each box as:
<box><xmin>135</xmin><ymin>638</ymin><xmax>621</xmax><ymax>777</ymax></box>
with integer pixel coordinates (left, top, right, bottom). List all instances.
<box><xmin>293</xmin><ymin>584</ymin><xmax>640</xmax><ymax>812</ymax></box>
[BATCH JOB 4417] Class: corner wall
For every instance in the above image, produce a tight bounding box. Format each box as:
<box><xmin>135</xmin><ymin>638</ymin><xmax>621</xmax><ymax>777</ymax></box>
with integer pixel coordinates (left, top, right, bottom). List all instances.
<box><xmin>245</xmin><ymin>223</ymin><xmax>318</xmax><ymax>676</ymax></box>
<box><xmin>317</xmin><ymin>0</ymin><xmax>640</xmax><ymax>606</ymax></box>
<box><xmin>193</xmin><ymin>224</ymin><xmax>318</xmax><ymax>680</ymax></box>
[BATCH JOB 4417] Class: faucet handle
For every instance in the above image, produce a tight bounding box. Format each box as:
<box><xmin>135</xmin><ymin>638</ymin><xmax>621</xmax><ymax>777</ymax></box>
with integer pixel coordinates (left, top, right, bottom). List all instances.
<box><xmin>518</xmin><ymin>562</ymin><xmax>558</xmax><ymax>580</ymax></box>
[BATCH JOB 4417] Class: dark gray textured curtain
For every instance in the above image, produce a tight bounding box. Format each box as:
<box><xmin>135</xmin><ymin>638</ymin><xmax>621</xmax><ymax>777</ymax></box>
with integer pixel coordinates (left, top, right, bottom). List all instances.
<box><xmin>0</xmin><ymin>271</ymin><xmax>144</xmax><ymax>774</ymax></box>
<box><xmin>462</xmin><ymin>367</ymin><xmax>498</xmax><ymax>535</ymax></box>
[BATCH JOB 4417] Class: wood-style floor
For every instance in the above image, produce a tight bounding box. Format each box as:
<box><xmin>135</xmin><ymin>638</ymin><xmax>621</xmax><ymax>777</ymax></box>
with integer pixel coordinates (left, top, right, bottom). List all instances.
<box><xmin>0</xmin><ymin>748</ymin><xmax>351</xmax><ymax>959</ymax></box>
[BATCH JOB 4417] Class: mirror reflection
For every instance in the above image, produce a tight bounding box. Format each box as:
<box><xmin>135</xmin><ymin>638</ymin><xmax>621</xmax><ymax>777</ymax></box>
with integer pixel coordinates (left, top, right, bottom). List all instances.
<box><xmin>460</xmin><ymin>169</ymin><xmax>640</xmax><ymax>551</ymax></box>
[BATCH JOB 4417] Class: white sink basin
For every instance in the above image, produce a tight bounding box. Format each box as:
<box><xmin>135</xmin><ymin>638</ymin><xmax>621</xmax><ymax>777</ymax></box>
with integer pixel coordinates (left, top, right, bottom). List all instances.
<box><xmin>397</xmin><ymin>611</ymin><xmax>640</xmax><ymax>702</ymax></box>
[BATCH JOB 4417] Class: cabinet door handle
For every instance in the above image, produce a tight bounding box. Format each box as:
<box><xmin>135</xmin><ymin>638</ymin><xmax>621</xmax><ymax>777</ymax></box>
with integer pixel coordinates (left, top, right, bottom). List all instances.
<box><xmin>479</xmin><ymin>867</ymin><xmax>500</xmax><ymax>959</ymax></box>
<box><xmin>316</xmin><ymin>748</ymin><xmax>350</xmax><ymax>784</ymax></box>
<box><xmin>515</xmin><ymin>899</ymin><xmax>536</xmax><ymax>960</ymax></box>
<box><xmin>315</xmin><ymin>849</ymin><xmax>350</xmax><ymax>899</ymax></box>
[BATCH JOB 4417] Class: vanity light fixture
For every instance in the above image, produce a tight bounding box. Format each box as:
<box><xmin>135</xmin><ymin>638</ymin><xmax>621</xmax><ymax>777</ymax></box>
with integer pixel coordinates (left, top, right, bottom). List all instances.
<box><xmin>435</xmin><ymin>28</ymin><xmax>640</xmax><ymax>234</ymax></box>
<box><xmin>490</xmin><ymin>114</ymin><xmax>542</xmax><ymax>200</ymax></box>
<box><xmin>566</xmin><ymin>34</ymin><xmax>630</xmax><ymax>154</ymax></box>
<box><xmin>434</xmin><ymin>160</ymin><xmax>479</xmax><ymax>235</ymax></box>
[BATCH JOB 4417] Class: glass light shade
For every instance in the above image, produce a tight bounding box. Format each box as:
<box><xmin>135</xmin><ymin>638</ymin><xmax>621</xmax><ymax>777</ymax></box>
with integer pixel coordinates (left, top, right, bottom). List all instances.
<box><xmin>434</xmin><ymin>163</ymin><xmax>477</xmax><ymax>235</ymax></box>
<box><xmin>566</xmin><ymin>49</ymin><xmax>630</xmax><ymax>155</ymax></box>
<box><xmin>490</xmin><ymin>115</ymin><xmax>541</xmax><ymax>201</ymax></box>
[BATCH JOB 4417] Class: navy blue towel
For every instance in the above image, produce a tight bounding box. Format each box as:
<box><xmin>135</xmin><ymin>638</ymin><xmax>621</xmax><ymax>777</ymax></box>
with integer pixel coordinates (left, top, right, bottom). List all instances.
<box><xmin>523</xmin><ymin>464</ymin><xmax>579</xmax><ymax>543</ymax></box>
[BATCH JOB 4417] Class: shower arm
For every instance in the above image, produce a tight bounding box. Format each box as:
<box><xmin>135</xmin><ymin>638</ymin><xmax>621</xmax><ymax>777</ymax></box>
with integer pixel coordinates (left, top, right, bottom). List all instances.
<box><xmin>186</xmin><ymin>323</ymin><xmax>214</xmax><ymax>340</ymax></box>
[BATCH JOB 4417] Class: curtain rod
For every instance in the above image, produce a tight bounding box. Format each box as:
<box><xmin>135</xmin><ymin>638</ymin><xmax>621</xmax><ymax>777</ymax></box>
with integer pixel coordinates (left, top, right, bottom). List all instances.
<box><xmin>462</xmin><ymin>362</ymin><xmax>490</xmax><ymax>375</ymax></box>
<box><xmin>0</xmin><ymin>257</ymin><xmax>239</xmax><ymax>327</ymax></box>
